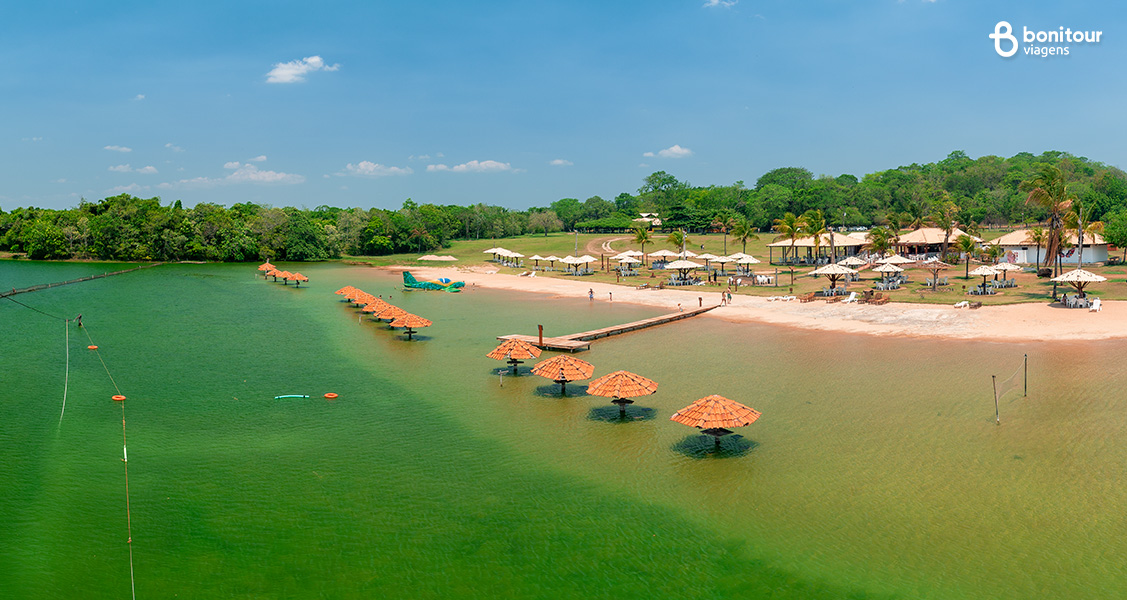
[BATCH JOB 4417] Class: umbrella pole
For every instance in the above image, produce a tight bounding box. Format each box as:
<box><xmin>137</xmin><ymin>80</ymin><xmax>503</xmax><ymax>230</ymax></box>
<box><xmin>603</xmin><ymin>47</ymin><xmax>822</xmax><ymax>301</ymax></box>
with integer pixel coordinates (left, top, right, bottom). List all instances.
<box><xmin>992</xmin><ymin>375</ymin><xmax>1000</xmax><ymax>425</ymax></box>
<box><xmin>559</xmin><ymin>380</ymin><xmax>567</xmax><ymax>395</ymax></box>
<box><xmin>714</xmin><ymin>434</ymin><xmax>722</xmax><ymax>451</ymax></box>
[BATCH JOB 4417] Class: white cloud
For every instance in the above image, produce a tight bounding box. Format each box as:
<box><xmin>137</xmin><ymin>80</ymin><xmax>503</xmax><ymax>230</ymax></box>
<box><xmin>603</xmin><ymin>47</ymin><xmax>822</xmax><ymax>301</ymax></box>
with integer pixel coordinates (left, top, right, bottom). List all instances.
<box><xmin>165</xmin><ymin>142</ymin><xmax>184</xmax><ymax>152</ymax></box>
<box><xmin>266</xmin><ymin>55</ymin><xmax>340</xmax><ymax>83</ymax></box>
<box><xmin>427</xmin><ymin>159</ymin><xmax>513</xmax><ymax>173</ymax></box>
<box><xmin>109</xmin><ymin>164</ymin><xmax>158</xmax><ymax>174</ymax></box>
<box><xmin>134</xmin><ymin>94</ymin><xmax>145</xmax><ymax>100</ymax></box>
<box><xmin>104</xmin><ymin>145</ymin><xmax>132</xmax><ymax>153</ymax></box>
<box><xmin>338</xmin><ymin>161</ymin><xmax>413</xmax><ymax>177</ymax></box>
<box><xmin>249</xmin><ymin>155</ymin><xmax>267</xmax><ymax>162</ymax></box>
<box><xmin>645</xmin><ymin>144</ymin><xmax>693</xmax><ymax>159</ymax></box>
<box><xmin>55</xmin><ymin>178</ymin><xmax>67</xmax><ymax>183</ymax></box>
<box><xmin>409</xmin><ymin>154</ymin><xmax>432</xmax><ymax>160</ymax></box>
<box><xmin>703</xmin><ymin>0</ymin><xmax>736</xmax><ymax>6</ymax></box>
<box><xmin>549</xmin><ymin>159</ymin><xmax>573</xmax><ymax>167</ymax></box>
<box><xmin>160</xmin><ymin>163</ymin><xmax>305</xmax><ymax>188</ymax></box>
<box><xmin>22</xmin><ymin>136</ymin><xmax>43</xmax><ymax>142</ymax></box>
<box><xmin>108</xmin><ymin>183</ymin><xmax>146</xmax><ymax>194</ymax></box>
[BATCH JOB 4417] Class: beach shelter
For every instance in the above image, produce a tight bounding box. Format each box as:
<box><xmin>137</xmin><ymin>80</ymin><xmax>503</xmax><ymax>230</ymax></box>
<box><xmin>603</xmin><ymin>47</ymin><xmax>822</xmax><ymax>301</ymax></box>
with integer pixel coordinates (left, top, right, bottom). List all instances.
<box><xmin>877</xmin><ymin>254</ymin><xmax>915</xmax><ymax>266</ymax></box>
<box><xmin>290</xmin><ymin>272</ymin><xmax>309</xmax><ymax>286</ymax></box>
<box><xmin>389</xmin><ymin>313</ymin><xmax>432</xmax><ymax>340</ymax></box>
<box><xmin>1051</xmin><ymin>268</ymin><xmax>1107</xmax><ymax>297</ymax></box>
<box><xmin>483</xmin><ymin>247</ymin><xmax>505</xmax><ymax>261</ymax></box>
<box><xmin>967</xmin><ymin>265</ymin><xmax>999</xmax><ymax>294</ymax></box>
<box><xmin>543</xmin><ymin>255</ymin><xmax>561</xmax><ymax>270</ymax></box>
<box><xmin>488</xmin><ymin>338</ymin><xmax>543</xmax><ymax>374</ymax></box>
<box><xmin>810</xmin><ymin>263</ymin><xmax>857</xmax><ymax>290</ymax></box>
<box><xmin>529</xmin><ymin>255</ymin><xmax>545</xmax><ymax>268</ymax></box>
<box><xmin>711</xmin><ymin>255</ymin><xmax>734</xmax><ymax>274</ymax></box>
<box><xmin>664</xmin><ymin>259</ymin><xmax>703</xmax><ymax>283</ymax></box>
<box><xmin>587</xmin><ymin>370</ymin><xmax>659</xmax><ymax>417</ymax></box>
<box><xmin>696</xmin><ymin>253</ymin><xmax>719</xmax><ymax>269</ymax></box>
<box><xmin>649</xmin><ymin>249</ymin><xmax>678</xmax><ymax>260</ymax></box>
<box><xmin>372</xmin><ymin>304</ymin><xmax>408</xmax><ymax>322</ymax></box>
<box><xmin>335</xmin><ymin>285</ymin><xmax>358</xmax><ymax>296</ymax></box>
<box><xmin>678</xmin><ymin>249</ymin><xmax>699</xmax><ymax>259</ymax></box>
<box><xmin>258</xmin><ymin>262</ymin><xmax>276</xmax><ymax>278</ymax></box>
<box><xmin>361</xmin><ymin>299</ymin><xmax>390</xmax><ymax>314</ymax></box>
<box><xmin>838</xmin><ymin>256</ymin><xmax>867</xmax><ymax>268</ymax></box>
<box><xmin>670</xmin><ymin>394</ymin><xmax>762</xmax><ymax>451</ymax></box>
<box><xmin>531</xmin><ymin>355</ymin><xmax>595</xmax><ymax>395</ymax></box>
<box><xmin>921</xmin><ymin>258</ymin><xmax>950</xmax><ymax>290</ymax></box>
<box><xmin>276</xmin><ymin>270</ymin><xmax>294</xmax><ymax>284</ymax></box>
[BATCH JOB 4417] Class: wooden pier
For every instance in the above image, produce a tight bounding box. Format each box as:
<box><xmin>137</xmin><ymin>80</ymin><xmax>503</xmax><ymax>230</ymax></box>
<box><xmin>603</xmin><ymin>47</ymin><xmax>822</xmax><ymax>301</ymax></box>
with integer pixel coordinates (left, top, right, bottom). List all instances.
<box><xmin>498</xmin><ymin>305</ymin><xmax>717</xmax><ymax>352</ymax></box>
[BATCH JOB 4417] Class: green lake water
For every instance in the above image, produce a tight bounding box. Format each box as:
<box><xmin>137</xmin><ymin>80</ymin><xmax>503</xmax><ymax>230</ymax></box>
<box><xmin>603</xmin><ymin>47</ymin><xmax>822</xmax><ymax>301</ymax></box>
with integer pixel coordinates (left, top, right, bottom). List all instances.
<box><xmin>2</xmin><ymin>260</ymin><xmax>1127</xmax><ymax>599</ymax></box>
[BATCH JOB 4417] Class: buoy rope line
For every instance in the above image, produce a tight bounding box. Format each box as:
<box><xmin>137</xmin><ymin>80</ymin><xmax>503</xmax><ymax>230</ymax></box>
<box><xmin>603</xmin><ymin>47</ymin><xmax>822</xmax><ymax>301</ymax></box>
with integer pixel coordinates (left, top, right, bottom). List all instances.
<box><xmin>81</xmin><ymin>324</ymin><xmax>136</xmax><ymax>600</ymax></box>
<box><xmin>4</xmin><ymin>296</ymin><xmax>138</xmax><ymax>600</ymax></box>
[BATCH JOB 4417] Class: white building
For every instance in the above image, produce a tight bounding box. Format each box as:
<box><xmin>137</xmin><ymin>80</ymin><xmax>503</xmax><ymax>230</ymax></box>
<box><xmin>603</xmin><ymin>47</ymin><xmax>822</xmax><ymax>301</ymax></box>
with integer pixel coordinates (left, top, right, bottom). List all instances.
<box><xmin>990</xmin><ymin>229</ymin><xmax>1108</xmax><ymax>265</ymax></box>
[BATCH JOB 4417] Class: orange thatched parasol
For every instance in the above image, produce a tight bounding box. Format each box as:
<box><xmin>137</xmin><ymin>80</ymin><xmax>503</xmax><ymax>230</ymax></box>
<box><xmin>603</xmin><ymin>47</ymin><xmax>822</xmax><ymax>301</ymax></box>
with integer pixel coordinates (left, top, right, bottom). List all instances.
<box><xmin>291</xmin><ymin>272</ymin><xmax>309</xmax><ymax>286</ymax></box>
<box><xmin>258</xmin><ymin>262</ymin><xmax>276</xmax><ymax>277</ymax></box>
<box><xmin>390</xmin><ymin>313</ymin><xmax>432</xmax><ymax>340</ymax></box>
<box><xmin>335</xmin><ymin>285</ymin><xmax>357</xmax><ymax>296</ymax></box>
<box><xmin>531</xmin><ymin>355</ymin><xmax>594</xmax><ymax>395</ymax></box>
<box><xmin>487</xmin><ymin>339</ymin><xmax>542</xmax><ymax>374</ymax></box>
<box><xmin>670</xmin><ymin>394</ymin><xmax>761</xmax><ymax>450</ymax></box>
<box><xmin>276</xmin><ymin>270</ymin><xmax>294</xmax><ymax>284</ymax></box>
<box><xmin>372</xmin><ymin>304</ymin><xmax>407</xmax><ymax>321</ymax></box>
<box><xmin>360</xmin><ymin>299</ymin><xmax>390</xmax><ymax>313</ymax></box>
<box><xmin>586</xmin><ymin>370</ymin><xmax>658</xmax><ymax>417</ymax></box>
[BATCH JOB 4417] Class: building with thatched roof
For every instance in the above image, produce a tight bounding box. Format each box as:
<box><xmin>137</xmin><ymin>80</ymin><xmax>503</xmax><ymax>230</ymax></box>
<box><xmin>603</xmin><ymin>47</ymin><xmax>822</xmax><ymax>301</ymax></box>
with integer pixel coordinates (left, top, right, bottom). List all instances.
<box><xmin>766</xmin><ymin>231</ymin><xmax>863</xmax><ymax>264</ymax></box>
<box><xmin>989</xmin><ymin>229</ymin><xmax>1108</xmax><ymax>265</ymax></box>
<box><xmin>893</xmin><ymin>227</ymin><xmax>982</xmax><ymax>256</ymax></box>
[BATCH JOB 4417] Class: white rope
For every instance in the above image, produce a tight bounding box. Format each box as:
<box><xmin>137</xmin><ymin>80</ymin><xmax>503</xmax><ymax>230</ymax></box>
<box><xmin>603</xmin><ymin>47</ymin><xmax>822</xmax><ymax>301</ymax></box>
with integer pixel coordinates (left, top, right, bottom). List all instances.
<box><xmin>59</xmin><ymin>320</ymin><xmax>70</xmax><ymax>425</ymax></box>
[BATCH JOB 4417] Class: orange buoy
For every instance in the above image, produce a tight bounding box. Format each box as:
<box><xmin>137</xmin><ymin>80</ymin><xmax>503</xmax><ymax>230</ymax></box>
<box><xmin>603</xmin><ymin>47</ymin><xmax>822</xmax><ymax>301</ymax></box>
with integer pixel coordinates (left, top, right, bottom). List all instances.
<box><xmin>112</xmin><ymin>395</ymin><xmax>126</xmax><ymax>402</ymax></box>
<box><xmin>88</xmin><ymin>345</ymin><xmax>98</xmax><ymax>350</ymax></box>
<box><xmin>324</xmin><ymin>393</ymin><xmax>339</xmax><ymax>399</ymax></box>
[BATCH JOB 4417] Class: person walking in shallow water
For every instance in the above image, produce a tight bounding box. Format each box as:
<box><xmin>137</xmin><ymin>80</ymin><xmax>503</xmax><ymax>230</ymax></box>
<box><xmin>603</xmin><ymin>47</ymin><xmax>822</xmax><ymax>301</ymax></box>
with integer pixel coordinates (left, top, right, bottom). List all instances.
<box><xmin>588</xmin><ymin>288</ymin><xmax>594</xmax><ymax>301</ymax></box>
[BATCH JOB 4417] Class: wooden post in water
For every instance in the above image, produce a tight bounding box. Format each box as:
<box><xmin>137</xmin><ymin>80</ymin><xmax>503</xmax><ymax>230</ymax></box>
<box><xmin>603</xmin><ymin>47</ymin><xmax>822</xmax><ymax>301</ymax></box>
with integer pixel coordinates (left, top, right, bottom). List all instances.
<box><xmin>538</xmin><ymin>324</ymin><xmax>543</xmax><ymax>347</ymax></box>
<box><xmin>1024</xmin><ymin>354</ymin><xmax>1028</xmax><ymax>397</ymax></box>
<box><xmin>992</xmin><ymin>375</ymin><xmax>1000</xmax><ymax>425</ymax></box>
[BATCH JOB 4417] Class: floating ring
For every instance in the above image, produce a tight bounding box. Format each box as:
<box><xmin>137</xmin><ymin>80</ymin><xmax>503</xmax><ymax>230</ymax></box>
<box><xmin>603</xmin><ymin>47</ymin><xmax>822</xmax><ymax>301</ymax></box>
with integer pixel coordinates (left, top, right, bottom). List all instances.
<box><xmin>88</xmin><ymin>345</ymin><xmax>98</xmax><ymax>350</ymax></box>
<box><xmin>112</xmin><ymin>395</ymin><xmax>126</xmax><ymax>401</ymax></box>
<box><xmin>324</xmin><ymin>393</ymin><xmax>339</xmax><ymax>399</ymax></box>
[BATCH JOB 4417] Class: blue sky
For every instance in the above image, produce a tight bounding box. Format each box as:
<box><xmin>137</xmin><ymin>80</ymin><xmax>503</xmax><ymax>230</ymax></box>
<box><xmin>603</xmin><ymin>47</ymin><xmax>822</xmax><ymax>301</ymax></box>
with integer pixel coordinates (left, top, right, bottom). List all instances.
<box><xmin>2</xmin><ymin>1</ymin><xmax>1125</xmax><ymax>211</ymax></box>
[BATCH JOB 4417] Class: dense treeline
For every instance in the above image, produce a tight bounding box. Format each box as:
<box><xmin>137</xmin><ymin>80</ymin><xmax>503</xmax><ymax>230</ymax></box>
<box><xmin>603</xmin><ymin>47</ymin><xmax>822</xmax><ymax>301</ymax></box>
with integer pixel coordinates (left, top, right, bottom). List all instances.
<box><xmin>3</xmin><ymin>150</ymin><xmax>1126</xmax><ymax>261</ymax></box>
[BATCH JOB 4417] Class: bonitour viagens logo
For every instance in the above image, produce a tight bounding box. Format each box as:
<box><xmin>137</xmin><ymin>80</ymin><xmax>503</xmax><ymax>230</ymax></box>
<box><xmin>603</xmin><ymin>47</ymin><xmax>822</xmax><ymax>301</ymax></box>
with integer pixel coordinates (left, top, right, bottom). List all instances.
<box><xmin>990</xmin><ymin>21</ymin><xmax>1104</xmax><ymax>57</ymax></box>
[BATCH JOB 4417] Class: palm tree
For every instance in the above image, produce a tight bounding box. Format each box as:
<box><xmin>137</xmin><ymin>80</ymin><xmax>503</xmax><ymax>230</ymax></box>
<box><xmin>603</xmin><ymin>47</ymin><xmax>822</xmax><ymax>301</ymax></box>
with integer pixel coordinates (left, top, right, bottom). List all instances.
<box><xmin>864</xmin><ymin>226</ymin><xmax>894</xmax><ymax>258</ymax></box>
<box><xmin>632</xmin><ymin>224</ymin><xmax>653</xmax><ymax>255</ymax></box>
<box><xmin>772</xmin><ymin>212</ymin><xmax>806</xmax><ymax>263</ymax></box>
<box><xmin>731</xmin><ymin>217</ymin><xmax>760</xmax><ymax>254</ymax></box>
<box><xmin>1027</xmin><ymin>226</ymin><xmax>1047</xmax><ymax>269</ymax></box>
<box><xmin>667</xmin><ymin>228</ymin><xmax>690</xmax><ymax>255</ymax></box>
<box><xmin>931</xmin><ymin>199</ymin><xmax>960</xmax><ymax>260</ymax></box>
<box><xmin>802</xmin><ymin>210</ymin><xmax>829</xmax><ymax>262</ymax></box>
<box><xmin>1020</xmin><ymin>164</ymin><xmax>1075</xmax><ymax>276</ymax></box>
<box><xmin>711</xmin><ymin>213</ymin><xmax>738</xmax><ymax>255</ymax></box>
<box><xmin>1064</xmin><ymin>203</ymin><xmax>1103</xmax><ymax>267</ymax></box>
<box><xmin>954</xmin><ymin>234</ymin><xmax>978</xmax><ymax>278</ymax></box>
<box><xmin>984</xmin><ymin>243</ymin><xmax>1004</xmax><ymax>264</ymax></box>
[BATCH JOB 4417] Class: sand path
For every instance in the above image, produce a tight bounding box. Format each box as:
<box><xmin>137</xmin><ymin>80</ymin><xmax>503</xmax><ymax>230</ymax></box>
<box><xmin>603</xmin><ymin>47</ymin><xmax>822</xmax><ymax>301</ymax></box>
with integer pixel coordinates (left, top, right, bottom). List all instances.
<box><xmin>394</xmin><ymin>266</ymin><xmax>1122</xmax><ymax>342</ymax></box>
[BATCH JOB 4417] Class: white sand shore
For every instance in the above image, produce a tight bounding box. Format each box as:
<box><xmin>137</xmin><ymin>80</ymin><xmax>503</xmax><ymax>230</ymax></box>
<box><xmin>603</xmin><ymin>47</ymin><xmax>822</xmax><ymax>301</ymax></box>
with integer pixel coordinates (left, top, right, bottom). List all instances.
<box><xmin>395</xmin><ymin>266</ymin><xmax>1122</xmax><ymax>342</ymax></box>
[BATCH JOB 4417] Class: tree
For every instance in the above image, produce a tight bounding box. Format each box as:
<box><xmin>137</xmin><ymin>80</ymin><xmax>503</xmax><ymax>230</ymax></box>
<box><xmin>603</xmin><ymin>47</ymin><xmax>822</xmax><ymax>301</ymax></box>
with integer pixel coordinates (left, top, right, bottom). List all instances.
<box><xmin>930</xmin><ymin>198</ymin><xmax>960</xmax><ymax>259</ymax></box>
<box><xmin>1020</xmin><ymin>164</ymin><xmax>1075</xmax><ymax>276</ymax></box>
<box><xmin>954</xmin><ymin>234</ymin><xmax>978</xmax><ymax>278</ymax></box>
<box><xmin>529</xmin><ymin>211</ymin><xmax>563</xmax><ymax>236</ymax></box>
<box><xmin>772</xmin><ymin>212</ymin><xmax>806</xmax><ymax>263</ymax></box>
<box><xmin>1102</xmin><ymin>209</ymin><xmax>1127</xmax><ymax>261</ymax></box>
<box><xmin>802</xmin><ymin>209</ymin><xmax>828</xmax><ymax>261</ymax></box>
<box><xmin>730</xmin><ymin>217</ymin><xmax>760</xmax><ymax>253</ymax></box>
<box><xmin>1027</xmin><ymin>226</ymin><xmax>1047</xmax><ymax>268</ymax></box>
<box><xmin>632</xmin><ymin>225</ymin><xmax>653</xmax><ymax>256</ymax></box>
<box><xmin>711</xmin><ymin>212</ymin><xmax>738</xmax><ymax>254</ymax></box>
<box><xmin>667</xmin><ymin>228</ymin><xmax>690</xmax><ymax>254</ymax></box>
<box><xmin>864</xmin><ymin>226</ymin><xmax>894</xmax><ymax>257</ymax></box>
<box><xmin>755</xmin><ymin>167</ymin><xmax>813</xmax><ymax>190</ymax></box>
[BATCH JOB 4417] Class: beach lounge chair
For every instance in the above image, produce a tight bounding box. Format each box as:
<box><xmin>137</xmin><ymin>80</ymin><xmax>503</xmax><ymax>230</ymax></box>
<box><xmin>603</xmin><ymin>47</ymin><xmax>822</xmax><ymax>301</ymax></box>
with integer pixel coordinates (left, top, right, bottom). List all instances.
<box><xmin>842</xmin><ymin>291</ymin><xmax>858</xmax><ymax>303</ymax></box>
<box><xmin>799</xmin><ymin>292</ymin><xmax>817</xmax><ymax>303</ymax></box>
<box><xmin>953</xmin><ymin>300</ymin><xmax>969</xmax><ymax>308</ymax></box>
<box><xmin>871</xmin><ymin>293</ymin><xmax>889</xmax><ymax>305</ymax></box>
<box><xmin>1090</xmin><ymin>298</ymin><xmax>1102</xmax><ymax>312</ymax></box>
<box><xmin>969</xmin><ymin>302</ymin><xmax>982</xmax><ymax>309</ymax></box>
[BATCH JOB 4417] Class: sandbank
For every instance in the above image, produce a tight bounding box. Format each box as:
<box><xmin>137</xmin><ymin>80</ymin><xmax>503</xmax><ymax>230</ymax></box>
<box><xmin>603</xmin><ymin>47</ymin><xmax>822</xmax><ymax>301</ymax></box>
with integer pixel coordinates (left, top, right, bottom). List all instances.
<box><xmin>392</xmin><ymin>266</ymin><xmax>1125</xmax><ymax>343</ymax></box>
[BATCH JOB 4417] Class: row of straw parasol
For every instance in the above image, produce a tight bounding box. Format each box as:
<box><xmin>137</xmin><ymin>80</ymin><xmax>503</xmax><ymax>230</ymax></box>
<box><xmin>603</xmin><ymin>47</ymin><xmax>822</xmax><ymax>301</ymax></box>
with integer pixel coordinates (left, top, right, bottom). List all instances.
<box><xmin>487</xmin><ymin>338</ymin><xmax>760</xmax><ymax>448</ymax></box>
<box><xmin>334</xmin><ymin>285</ymin><xmax>433</xmax><ymax>340</ymax></box>
<box><xmin>258</xmin><ymin>262</ymin><xmax>309</xmax><ymax>286</ymax></box>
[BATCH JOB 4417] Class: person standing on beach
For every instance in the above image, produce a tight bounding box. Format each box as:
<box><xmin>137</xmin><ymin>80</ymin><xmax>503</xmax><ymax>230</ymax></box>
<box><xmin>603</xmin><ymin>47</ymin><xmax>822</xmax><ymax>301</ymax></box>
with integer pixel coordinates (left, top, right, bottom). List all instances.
<box><xmin>609</xmin><ymin>292</ymin><xmax>613</xmax><ymax>302</ymax></box>
<box><xmin>588</xmin><ymin>288</ymin><xmax>594</xmax><ymax>301</ymax></box>
<box><xmin>720</xmin><ymin>292</ymin><xmax>726</xmax><ymax>306</ymax></box>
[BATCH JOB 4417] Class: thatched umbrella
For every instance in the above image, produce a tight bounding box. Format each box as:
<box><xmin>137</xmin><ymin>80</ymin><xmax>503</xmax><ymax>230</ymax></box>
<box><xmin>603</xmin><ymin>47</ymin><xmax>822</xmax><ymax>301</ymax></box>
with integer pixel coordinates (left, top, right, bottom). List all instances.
<box><xmin>877</xmin><ymin>254</ymin><xmax>915</xmax><ymax>266</ymax></box>
<box><xmin>992</xmin><ymin>262</ymin><xmax>1022</xmax><ymax>280</ymax></box>
<box><xmin>276</xmin><ymin>270</ymin><xmax>294</xmax><ymax>284</ymax></box>
<box><xmin>872</xmin><ymin>262</ymin><xmax>903</xmax><ymax>283</ymax></box>
<box><xmin>258</xmin><ymin>262</ymin><xmax>276</xmax><ymax>278</ymax></box>
<box><xmin>390</xmin><ymin>313</ymin><xmax>432</xmax><ymax>340</ymax></box>
<box><xmin>587</xmin><ymin>370</ymin><xmax>658</xmax><ymax>417</ymax></box>
<box><xmin>372</xmin><ymin>304</ymin><xmax>408</xmax><ymax>322</ymax></box>
<box><xmin>361</xmin><ymin>299</ymin><xmax>390</xmax><ymax>314</ymax></box>
<box><xmin>838</xmin><ymin>255</ymin><xmax>867</xmax><ymax>268</ymax></box>
<box><xmin>335</xmin><ymin>285</ymin><xmax>357</xmax><ymax>296</ymax></box>
<box><xmin>529</xmin><ymin>254</ymin><xmax>545</xmax><ymax>269</ymax></box>
<box><xmin>967</xmin><ymin>265</ymin><xmax>999</xmax><ymax>294</ymax></box>
<box><xmin>810</xmin><ymin>263</ymin><xmax>858</xmax><ymax>291</ymax></box>
<box><xmin>531</xmin><ymin>355</ymin><xmax>595</xmax><ymax>395</ymax></box>
<box><xmin>664</xmin><ymin>259</ymin><xmax>702</xmax><ymax>283</ymax></box>
<box><xmin>488</xmin><ymin>339</ymin><xmax>543</xmax><ymax>374</ymax></box>
<box><xmin>920</xmin><ymin>258</ymin><xmax>949</xmax><ymax>290</ymax></box>
<box><xmin>543</xmin><ymin>255</ymin><xmax>561</xmax><ymax>270</ymax></box>
<box><xmin>1051</xmin><ymin>268</ymin><xmax>1107</xmax><ymax>297</ymax></box>
<box><xmin>670</xmin><ymin>394</ymin><xmax>762</xmax><ymax>451</ymax></box>
<box><xmin>291</xmin><ymin>272</ymin><xmax>309</xmax><ymax>286</ymax></box>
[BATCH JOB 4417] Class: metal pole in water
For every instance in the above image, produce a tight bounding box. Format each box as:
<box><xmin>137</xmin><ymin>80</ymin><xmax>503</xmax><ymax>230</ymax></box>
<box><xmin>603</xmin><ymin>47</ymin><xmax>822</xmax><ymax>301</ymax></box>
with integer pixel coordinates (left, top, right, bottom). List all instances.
<box><xmin>1024</xmin><ymin>354</ymin><xmax>1028</xmax><ymax>397</ymax></box>
<box><xmin>992</xmin><ymin>375</ymin><xmax>1000</xmax><ymax>425</ymax></box>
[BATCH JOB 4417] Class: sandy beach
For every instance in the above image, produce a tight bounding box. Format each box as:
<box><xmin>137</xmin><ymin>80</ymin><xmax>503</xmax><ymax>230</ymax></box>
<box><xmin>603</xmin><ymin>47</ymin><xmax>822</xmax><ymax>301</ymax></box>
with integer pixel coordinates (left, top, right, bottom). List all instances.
<box><xmin>397</xmin><ymin>265</ymin><xmax>1124</xmax><ymax>342</ymax></box>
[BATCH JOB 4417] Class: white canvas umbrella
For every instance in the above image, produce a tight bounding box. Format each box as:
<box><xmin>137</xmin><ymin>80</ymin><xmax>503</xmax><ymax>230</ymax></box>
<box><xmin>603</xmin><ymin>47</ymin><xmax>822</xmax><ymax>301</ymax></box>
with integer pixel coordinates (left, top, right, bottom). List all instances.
<box><xmin>810</xmin><ymin>263</ymin><xmax>858</xmax><ymax>289</ymax></box>
<box><xmin>877</xmin><ymin>254</ymin><xmax>915</xmax><ymax>265</ymax></box>
<box><xmin>1051</xmin><ymin>268</ymin><xmax>1107</xmax><ymax>296</ymax></box>
<box><xmin>968</xmin><ymin>265</ymin><xmax>999</xmax><ymax>293</ymax></box>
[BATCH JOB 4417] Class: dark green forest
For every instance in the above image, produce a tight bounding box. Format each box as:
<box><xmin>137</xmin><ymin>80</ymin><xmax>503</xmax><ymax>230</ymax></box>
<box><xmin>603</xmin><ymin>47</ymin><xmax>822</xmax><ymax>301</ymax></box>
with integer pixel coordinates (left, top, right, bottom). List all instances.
<box><xmin>4</xmin><ymin>150</ymin><xmax>1127</xmax><ymax>261</ymax></box>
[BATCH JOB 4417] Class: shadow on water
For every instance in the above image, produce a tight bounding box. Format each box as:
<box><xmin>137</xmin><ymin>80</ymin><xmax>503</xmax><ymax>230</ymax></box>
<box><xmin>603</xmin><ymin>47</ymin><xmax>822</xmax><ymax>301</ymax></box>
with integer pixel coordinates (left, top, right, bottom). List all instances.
<box><xmin>492</xmin><ymin>367</ymin><xmax>529</xmax><ymax>377</ymax></box>
<box><xmin>587</xmin><ymin>405</ymin><xmax>657</xmax><ymax>423</ymax></box>
<box><xmin>671</xmin><ymin>434</ymin><xmax>759</xmax><ymax>459</ymax></box>
<box><xmin>532</xmin><ymin>384</ymin><xmax>590</xmax><ymax>399</ymax></box>
<box><xmin>397</xmin><ymin>334</ymin><xmax>432</xmax><ymax>342</ymax></box>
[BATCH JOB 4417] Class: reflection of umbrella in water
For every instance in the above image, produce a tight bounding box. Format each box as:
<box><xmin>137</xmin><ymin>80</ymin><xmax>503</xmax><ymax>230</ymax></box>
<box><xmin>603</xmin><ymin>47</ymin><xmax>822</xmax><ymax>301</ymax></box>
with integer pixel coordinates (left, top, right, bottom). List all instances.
<box><xmin>531</xmin><ymin>355</ymin><xmax>594</xmax><ymax>395</ymax></box>
<box><xmin>670</xmin><ymin>394</ymin><xmax>762</xmax><ymax>451</ymax></box>
<box><xmin>1051</xmin><ymin>268</ymin><xmax>1107</xmax><ymax>297</ymax></box>
<box><xmin>389</xmin><ymin>313</ymin><xmax>432</xmax><ymax>340</ymax></box>
<box><xmin>586</xmin><ymin>370</ymin><xmax>658</xmax><ymax>417</ymax></box>
<box><xmin>487</xmin><ymin>339</ymin><xmax>543</xmax><ymax>374</ymax></box>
